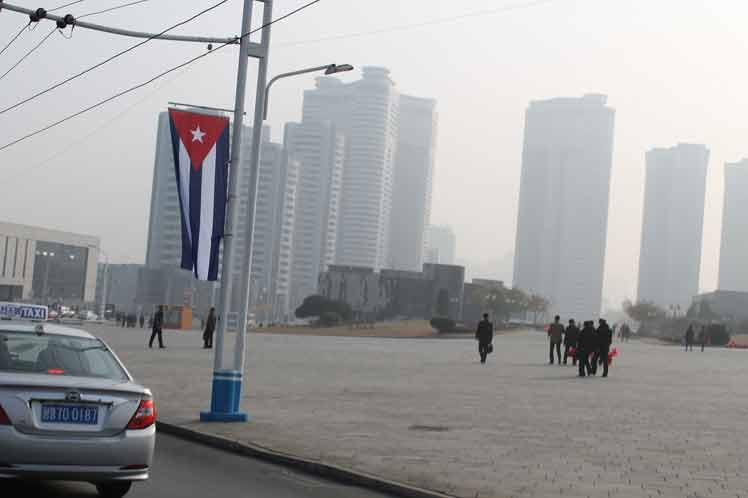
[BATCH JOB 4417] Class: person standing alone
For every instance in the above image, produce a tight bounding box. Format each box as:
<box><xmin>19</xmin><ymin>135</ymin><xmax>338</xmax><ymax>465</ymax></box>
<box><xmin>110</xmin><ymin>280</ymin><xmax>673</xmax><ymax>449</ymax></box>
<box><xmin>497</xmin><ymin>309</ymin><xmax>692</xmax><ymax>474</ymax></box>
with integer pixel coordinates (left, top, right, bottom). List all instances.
<box><xmin>203</xmin><ymin>307</ymin><xmax>216</xmax><ymax>349</ymax></box>
<box><xmin>548</xmin><ymin>315</ymin><xmax>564</xmax><ymax>365</ymax></box>
<box><xmin>475</xmin><ymin>313</ymin><xmax>494</xmax><ymax>364</ymax></box>
<box><xmin>685</xmin><ymin>324</ymin><xmax>695</xmax><ymax>352</ymax></box>
<box><xmin>149</xmin><ymin>305</ymin><xmax>165</xmax><ymax>349</ymax></box>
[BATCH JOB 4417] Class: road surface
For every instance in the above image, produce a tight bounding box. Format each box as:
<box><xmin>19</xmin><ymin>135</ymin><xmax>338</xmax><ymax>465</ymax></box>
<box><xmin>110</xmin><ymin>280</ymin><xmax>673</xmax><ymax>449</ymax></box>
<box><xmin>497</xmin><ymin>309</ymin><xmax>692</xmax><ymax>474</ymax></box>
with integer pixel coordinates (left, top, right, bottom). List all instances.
<box><xmin>1</xmin><ymin>433</ymin><xmax>394</xmax><ymax>497</ymax></box>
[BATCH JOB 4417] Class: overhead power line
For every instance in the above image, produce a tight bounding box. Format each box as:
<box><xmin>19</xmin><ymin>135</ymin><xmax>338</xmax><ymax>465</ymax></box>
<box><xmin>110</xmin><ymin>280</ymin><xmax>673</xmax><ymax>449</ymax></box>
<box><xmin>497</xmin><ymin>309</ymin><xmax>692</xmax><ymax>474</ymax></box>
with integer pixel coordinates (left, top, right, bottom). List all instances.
<box><xmin>0</xmin><ymin>0</ymin><xmax>232</xmax><ymax>117</ymax></box>
<box><xmin>0</xmin><ymin>26</ymin><xmax>56</xmax><ymax>82</ymax></box>
<box><xmin>278</xmin><ymin>0</ymin><xmax>556</xmax><ymax>48</ymax></box>
<box><xmin>0</xmin><ymin>0</ymin><xmax>323</xmax><ymax>153</ymax></box>
<box><xmin>0</xmin><ymin>22</ymin><xmax>29</xmax><ymax>58</ymax></box>
<box><xmin>78</xmin><ymin>0</ymin><xmax>150</xmax><ymax>19</ymax></box>
<box><xmin>49</xmin><ymin>0</ymin><xmax>87</xmax><ymax>12</ymax></box>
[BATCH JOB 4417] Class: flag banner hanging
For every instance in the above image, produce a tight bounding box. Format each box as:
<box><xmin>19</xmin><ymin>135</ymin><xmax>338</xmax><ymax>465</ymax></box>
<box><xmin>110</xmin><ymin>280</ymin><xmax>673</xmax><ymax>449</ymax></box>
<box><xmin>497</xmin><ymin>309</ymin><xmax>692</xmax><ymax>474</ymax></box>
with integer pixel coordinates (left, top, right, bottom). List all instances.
<box><xmin>168</xmin><ymin>108</ymin><xmax>230</xmax><ymax>281</ymax></box>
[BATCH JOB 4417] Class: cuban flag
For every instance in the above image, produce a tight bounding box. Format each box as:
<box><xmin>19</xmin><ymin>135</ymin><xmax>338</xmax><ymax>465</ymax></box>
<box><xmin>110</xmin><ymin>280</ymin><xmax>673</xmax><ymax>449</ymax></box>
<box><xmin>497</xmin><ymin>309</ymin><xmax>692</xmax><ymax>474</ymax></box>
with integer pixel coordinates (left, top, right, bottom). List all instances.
<box><xmin>168</xmin><ymin>108</ymin><xmax>230</xmax><ymax>281</ymax></box>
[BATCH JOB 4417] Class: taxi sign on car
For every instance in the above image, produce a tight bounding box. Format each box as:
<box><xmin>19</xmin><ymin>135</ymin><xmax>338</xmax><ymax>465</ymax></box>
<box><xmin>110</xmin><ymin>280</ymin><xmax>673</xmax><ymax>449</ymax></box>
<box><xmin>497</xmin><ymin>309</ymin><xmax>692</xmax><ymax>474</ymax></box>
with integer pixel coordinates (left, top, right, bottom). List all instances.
<box><xmin>0</xmin><ymin>302</ymin><xmax>48</xmax><ymax>321</ymax></box>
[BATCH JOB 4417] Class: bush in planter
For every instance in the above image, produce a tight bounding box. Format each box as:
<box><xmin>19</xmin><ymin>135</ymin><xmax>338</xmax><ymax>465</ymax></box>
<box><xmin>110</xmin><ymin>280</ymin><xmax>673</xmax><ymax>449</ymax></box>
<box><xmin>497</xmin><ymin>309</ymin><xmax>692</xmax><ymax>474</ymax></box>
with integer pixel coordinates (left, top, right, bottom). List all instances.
<box><xmin>430</xmin><ymin>317</ymin><xmax>456</xmax><ymax>333</ymax></box>
<box><xmin>296</xmin><ymin>295</ymin><xmax>352</xmax><ymax>321</ymax></box>
<box><xmin>316</xmin><ymin>312</ymin><xmax>342</xmax><ymax>327</ymax></box>
<box><xmin>707</xmin><ymin>324</ymin><xmax>730</xmax><ymax>346</ymax></box>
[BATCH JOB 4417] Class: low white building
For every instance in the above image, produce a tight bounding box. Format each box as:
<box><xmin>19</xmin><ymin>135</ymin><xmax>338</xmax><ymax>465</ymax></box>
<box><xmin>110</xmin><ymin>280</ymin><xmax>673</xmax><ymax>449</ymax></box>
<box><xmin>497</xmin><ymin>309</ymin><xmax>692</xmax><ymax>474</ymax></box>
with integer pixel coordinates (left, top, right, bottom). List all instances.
<box><xmin>0</xmin><ymin>221</ymin><xmax>99</xmax><ymax>304</ymax></box>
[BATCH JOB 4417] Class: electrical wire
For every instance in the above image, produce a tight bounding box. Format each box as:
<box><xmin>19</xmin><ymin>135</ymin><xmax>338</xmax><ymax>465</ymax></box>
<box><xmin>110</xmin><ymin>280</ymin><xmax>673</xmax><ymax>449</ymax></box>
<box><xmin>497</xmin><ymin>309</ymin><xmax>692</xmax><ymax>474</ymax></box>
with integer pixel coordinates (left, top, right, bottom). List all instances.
<box><xmin>78</xmin><ymin>0</ymin><xmax>150</xmax><ymax>19</ymax></box>
<box><xmin>278</xmin><ymin>0</ymin><xmax>556</xmax><ymax>48</ymax></box>
<box><xmin>2</xmin><ymin>63</ymin><xmax>195</xmax><ymax>186</ymax></box>
<box><xmin>0</xmin><ymin>27</ymin><xmax>56</xmax><ymax>82</ymax></box>
<box><xmin>0</xmin><ymin>0</ymin><xmax>322</xmax><ymax>153</ymax></box>
<box><xmin>0</xmin><ymin>22</ymin><xmax>30</xmax><ymax>58</ymax></box>
<box><xmin>0</xmin><ymin>0</ymin><xmax>232</xmax><ymax>117</ymax></box>
<box><xmin>49</xmin><ymin>0</ymin><xmax>87</xmax><ymax>12</ymax></box>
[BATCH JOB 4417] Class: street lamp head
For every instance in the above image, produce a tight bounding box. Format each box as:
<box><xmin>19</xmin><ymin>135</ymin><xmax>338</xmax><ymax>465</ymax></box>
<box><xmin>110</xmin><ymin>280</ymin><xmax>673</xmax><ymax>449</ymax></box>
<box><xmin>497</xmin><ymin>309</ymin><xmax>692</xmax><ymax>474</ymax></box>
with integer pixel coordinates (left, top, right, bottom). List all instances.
<box><xmin>325</xmin><ymin>63</ymin><xmax>354</xmax><ymax>75</ymax></box>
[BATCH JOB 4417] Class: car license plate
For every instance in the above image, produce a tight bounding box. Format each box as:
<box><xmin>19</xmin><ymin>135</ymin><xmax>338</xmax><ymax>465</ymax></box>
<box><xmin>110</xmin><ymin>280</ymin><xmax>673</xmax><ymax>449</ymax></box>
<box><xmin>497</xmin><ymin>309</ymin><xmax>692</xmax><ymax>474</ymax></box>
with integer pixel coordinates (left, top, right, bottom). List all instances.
<box><xmin>41</xmin><ymin>404</ymin><xmax>99</xmax><ymax>425</ymax></box>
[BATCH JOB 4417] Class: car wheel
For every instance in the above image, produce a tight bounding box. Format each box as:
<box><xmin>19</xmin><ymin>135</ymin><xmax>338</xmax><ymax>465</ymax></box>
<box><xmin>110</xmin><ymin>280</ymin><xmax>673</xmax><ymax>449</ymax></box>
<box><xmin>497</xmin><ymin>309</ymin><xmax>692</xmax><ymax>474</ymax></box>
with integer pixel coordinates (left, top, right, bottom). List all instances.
<box><xmin>96</xmin><ymin>482</ymin><xmax>132</xmax><ymax>498</ymax></box>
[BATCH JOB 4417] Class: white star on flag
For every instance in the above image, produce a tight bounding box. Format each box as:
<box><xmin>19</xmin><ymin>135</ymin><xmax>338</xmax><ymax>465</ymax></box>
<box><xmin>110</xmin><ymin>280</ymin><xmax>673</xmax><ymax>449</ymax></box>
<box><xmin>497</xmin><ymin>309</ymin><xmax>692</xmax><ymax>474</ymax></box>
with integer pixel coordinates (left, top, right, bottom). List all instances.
<box><xmin>190</xmin><ymin>125</ymin><xmax>206</xmax><ymax>143</ymax></box>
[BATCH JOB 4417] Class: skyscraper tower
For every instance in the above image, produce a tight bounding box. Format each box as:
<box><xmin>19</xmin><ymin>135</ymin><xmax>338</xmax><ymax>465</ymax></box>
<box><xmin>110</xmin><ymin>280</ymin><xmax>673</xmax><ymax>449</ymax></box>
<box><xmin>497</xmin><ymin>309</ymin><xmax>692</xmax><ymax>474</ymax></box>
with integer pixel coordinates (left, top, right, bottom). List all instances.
<box><xmin>302</xmin><ymin>66</ymin><xmax>399</xmax><ymax>270</ymax></box>
<box><xmin>513</xmin><ymin>94</ymin><xmax>615</xmax><ymax>318</ymax></box>
<box><xmin>719</xmin><ymin>159</ymin><xmax>748</xmax><ymax>291</ymax></box>
<box><xmin>637</xmin><ymin>144</ymin><xmax>709</xmax><ymax>309</ymax></box>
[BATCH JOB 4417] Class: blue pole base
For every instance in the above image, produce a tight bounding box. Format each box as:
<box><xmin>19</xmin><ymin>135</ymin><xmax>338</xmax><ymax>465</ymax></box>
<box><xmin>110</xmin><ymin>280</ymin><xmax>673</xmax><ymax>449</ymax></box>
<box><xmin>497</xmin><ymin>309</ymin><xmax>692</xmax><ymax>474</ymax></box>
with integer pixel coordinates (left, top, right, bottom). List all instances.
<box><xmin>199</xmin><ymin>370</ymin><xmax>248</xmax><ymax>423</ymax></box>
<box><xmin>199</xmin><ymin>410</ymin><xmax>248</xmax><ymax>422</ymax></box>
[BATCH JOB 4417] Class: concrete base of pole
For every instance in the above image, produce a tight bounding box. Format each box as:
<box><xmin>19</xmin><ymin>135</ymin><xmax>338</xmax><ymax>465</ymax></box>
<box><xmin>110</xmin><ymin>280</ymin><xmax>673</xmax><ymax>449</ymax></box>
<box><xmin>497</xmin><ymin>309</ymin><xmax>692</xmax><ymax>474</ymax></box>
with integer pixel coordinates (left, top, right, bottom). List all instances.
<box><xmin>199</xmin><ymin>370</ymin><xmax>248</xmax><ymax>422</ymax></box>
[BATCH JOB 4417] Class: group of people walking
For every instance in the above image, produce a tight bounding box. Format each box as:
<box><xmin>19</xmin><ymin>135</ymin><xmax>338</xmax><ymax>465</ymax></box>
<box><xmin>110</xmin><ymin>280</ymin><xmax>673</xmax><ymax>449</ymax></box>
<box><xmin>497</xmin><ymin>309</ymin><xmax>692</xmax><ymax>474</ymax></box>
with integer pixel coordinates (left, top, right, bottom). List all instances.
<box><xmin>474</xmin><ymin>313</ymin><xmax>614</xmax><ymax>377</ymax></box>
<box><xmin>548</xmin><ymin>316</ymin><xmax>613</xmax><ymax>377</ymax></box>
<box><xmin>144</xmin><ymin>305</ymin><xmax>217</xmax><ymax>350</ymax></box>
<box><xmin>684</xmin><ymin>324</ymin><xmax>708</xmax><ymax>352</ymax></box>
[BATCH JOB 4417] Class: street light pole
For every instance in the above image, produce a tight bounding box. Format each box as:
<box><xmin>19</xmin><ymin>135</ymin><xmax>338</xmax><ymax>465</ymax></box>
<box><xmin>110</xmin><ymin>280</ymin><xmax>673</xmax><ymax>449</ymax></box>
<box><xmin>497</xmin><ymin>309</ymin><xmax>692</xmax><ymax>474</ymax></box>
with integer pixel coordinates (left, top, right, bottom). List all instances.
<box><xmin>99</xmin><ymin>249</ymin><xmax>109</xmax><ymax>320</ymax></box>
<box><xmin>263</xmin><ymin>64</ymin><xmax>354</xmax><ymax>119</ymax></box>
<box><xmin>233</xmin><ymin>59</ymin><xmax>353</xmax><ymax>371</ymax></box>
<box><xmin>232</xmin><ymin>0</ymin><xmax>274</xmax><ymax>382</ymax></box>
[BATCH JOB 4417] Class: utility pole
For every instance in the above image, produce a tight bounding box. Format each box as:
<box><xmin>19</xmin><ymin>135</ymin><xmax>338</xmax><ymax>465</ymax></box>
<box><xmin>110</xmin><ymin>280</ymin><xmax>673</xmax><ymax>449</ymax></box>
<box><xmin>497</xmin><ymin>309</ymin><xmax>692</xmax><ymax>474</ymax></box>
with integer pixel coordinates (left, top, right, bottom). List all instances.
<box><xmin>200</xmin><ymin>0</ymin><xmax>259</xmax><ymax>423</ymax></box>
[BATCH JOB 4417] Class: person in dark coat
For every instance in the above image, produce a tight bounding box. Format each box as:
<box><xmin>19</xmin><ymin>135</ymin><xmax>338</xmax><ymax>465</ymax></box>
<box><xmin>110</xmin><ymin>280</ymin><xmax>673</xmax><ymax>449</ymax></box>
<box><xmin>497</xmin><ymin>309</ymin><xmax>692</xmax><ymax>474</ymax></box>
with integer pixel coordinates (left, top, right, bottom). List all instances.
<box><xmin>148</xmin><ymin>306</ymin><xmax>165</xmax><ymax>349</ymax></box>
<box><xmin>685</xmin><ymin>325</ymin><xmax>695</xmax><ymax>352</ymax></box>
<box><xmin>563</xmin><ymin>319</ymin><xmax>579</xmax><ymax>365</ymax></box>
<box><xmin>139</xmin><ymin>314</ymin><xmax>145</xmax><ymax>328</ymax></box>
<box><xmin>475</xmin><ymin>313</ymin><xmax>494</xmax><ymax>364</ymax></box>
<box><xmin>698</xmin><ymin>325</ymin><xmax>707</xmax><ymax>352</ymax></box>
<box><xmin>548</xmin><ymin>315</ymin><xmax>564</xmax><ymax>365</ymax></box>
<box><xmin>577</xmin><ymin>321</ymin><xmax>596</xmax><ymax>377</ymax></box>
<box><xmin>593</xmin><ymin>319</ymin><xmax>613</xmax><ymax>378</ymax></box>
<box><xmin>203</xmin><ymin>308</ymin><xmax>216</xmax><ymax>349</ymax></box>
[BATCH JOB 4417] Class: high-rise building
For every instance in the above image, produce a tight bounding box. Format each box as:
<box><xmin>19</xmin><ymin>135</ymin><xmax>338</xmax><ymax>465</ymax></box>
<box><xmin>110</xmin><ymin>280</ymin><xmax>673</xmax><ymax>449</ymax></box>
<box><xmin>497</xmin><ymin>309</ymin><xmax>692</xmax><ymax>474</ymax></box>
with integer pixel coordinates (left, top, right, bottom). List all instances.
<box><xmin>719</xmin><ymin>159</ymin><xmax>748</xmax><ymax>291</ymax></box>
<box><xmin>284</xmin><ymin>121</ymin><xmax>345</xmax><ymax>308</ymax></box>
<box><xmin>424</xmin><ymin>225</ymin><xmax>456</xmax><ymax>265</ymax></box>
<box><xmin>247</xmin><ymin>142</ymin><xmax>298</xmax><ymax>322</ymax></box>
<box><xmin>388</xmin><ymin>95</ymin><xmax>437</xmax><ymax>271</ymax></box>
<box><xmin>512</xmin><ymin>94</ymin><xmax>615</xmax><ymax>318</ymax></box>
<box><xmin>302</xmin><ymin>67</ymin><xmax>399</xmax><ymax>270</ymax></box>
<box><xmin>637</xmin><ymin>144</ymin><xmax>709</xmax><ymax>309</ymax></box>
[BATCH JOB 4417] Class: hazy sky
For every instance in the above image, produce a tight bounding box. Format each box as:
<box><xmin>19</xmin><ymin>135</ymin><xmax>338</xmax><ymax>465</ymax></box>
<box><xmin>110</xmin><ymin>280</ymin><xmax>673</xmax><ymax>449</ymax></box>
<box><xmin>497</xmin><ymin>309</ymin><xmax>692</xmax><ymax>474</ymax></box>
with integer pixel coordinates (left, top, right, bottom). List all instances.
<box><xmin>1</xmin><ymin>0</ymin><xmax>746</xmax><ymax>309</ymax></box>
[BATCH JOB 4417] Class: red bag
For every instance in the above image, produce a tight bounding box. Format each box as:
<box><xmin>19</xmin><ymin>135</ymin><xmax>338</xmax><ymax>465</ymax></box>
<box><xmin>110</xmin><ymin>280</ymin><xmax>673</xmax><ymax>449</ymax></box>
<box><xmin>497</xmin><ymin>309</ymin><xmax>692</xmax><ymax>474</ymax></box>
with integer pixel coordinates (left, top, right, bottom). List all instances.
<box><xmin>608</xmin><ymin>348</ymin><xmax>619</xmax><ymax>366</ymax></box>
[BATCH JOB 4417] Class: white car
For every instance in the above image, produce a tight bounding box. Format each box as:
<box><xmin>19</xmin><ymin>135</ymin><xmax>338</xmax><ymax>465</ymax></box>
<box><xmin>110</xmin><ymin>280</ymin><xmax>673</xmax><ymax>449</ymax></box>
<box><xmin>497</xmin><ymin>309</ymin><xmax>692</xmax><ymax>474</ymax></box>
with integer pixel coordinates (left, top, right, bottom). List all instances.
<box><xmin>0</xmin><ymin>303</ymin><xmax>155</xmax><ymax>497</ymax></box>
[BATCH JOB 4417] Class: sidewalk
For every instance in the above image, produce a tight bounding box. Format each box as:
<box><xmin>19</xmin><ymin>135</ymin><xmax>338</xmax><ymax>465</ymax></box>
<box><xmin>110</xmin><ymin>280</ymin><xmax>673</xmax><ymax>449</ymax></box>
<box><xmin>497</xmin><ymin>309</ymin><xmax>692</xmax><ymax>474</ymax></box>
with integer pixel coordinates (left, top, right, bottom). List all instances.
<box><xmin>91</xmin><ymin>325</ymin><xmax>748</xmax><ymax>498</ymax></box>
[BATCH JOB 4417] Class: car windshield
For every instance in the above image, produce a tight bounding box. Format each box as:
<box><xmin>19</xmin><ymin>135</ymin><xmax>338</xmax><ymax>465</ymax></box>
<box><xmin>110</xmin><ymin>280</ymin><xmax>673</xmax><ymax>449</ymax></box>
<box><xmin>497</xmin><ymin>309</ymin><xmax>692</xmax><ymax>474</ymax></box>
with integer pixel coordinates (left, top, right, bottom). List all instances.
<box><xmin>0</xmin><ymin>331</ymin><xmax>128</xmax><ymax>381</ymax></box>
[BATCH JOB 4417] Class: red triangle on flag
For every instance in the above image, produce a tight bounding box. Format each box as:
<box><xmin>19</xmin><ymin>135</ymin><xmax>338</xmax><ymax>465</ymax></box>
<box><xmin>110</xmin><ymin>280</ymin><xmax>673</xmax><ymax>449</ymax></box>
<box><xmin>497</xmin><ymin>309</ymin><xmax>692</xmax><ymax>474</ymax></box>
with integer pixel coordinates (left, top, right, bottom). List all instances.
<box><xmin>169</xmin><ymin>109</ymin><xmax>230</xmax><ymax>171</ymax></box>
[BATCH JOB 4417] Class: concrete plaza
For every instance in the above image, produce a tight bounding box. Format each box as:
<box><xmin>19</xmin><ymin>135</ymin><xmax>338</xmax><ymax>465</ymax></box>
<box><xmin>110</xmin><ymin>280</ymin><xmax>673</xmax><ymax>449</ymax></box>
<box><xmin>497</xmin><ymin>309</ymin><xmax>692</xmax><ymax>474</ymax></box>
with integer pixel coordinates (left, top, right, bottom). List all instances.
<box><xmin>90</xmin><ymin>325</ymin><xmax>748</xmax><ymax>498</ymax></box>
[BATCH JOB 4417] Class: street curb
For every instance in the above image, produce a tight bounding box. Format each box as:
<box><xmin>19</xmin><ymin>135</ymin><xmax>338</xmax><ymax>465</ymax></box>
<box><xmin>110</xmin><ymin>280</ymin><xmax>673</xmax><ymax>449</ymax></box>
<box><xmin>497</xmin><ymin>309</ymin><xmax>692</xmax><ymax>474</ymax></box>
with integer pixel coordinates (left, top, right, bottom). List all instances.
<box><xmin>156</xmin><ymin>421</ymin><xmax>457</xmax><ymax>498</ymax></box>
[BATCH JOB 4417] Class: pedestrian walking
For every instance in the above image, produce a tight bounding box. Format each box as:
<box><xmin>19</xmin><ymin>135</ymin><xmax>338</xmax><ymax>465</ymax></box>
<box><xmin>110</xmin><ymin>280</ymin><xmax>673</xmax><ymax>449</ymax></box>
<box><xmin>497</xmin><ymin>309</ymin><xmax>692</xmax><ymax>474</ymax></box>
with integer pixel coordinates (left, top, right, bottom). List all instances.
<box><xmin>563</xmin><ymin>319</ymin><xmax>579</xmax><ymax>365</ymax></box>
<box><xmin>548</xmin><ymin>315</ymin><xmax>564</xmax><ymax>365</ymax></box>
<box><xmin>685</xmin><ymin>324</ymin><xmax>695</xmax><ymax>352</ymax></box>
<box><xmin>139</xmin><ymin>314</ymin><xmax>145</xmax><ymax>328</ymax></box>
<box><xmin>594</xmin><ymin>319</ymin><xmax>613</xmax><ymax>378</ymax></box>
<box><xmin>577</xmin><ymin>321</ymin><xmax>595</xmax><ymax>377</ymax></box>
<box><xmin>148</xmin><ymin>306</ymin><xmax>165</xmax><ymax>349</ymax></box>
<box><xmin>203</xmin><ymin>307</ymin><xmax>216</xmax><ymax>349</ymax></box>
<box><xmin>475</xmin><ymin>313</ymin><xmax>494</xmax><ymax>364</ymax></box>
<box><xmin>698</xmin><ymin>325</ymin><xmax>707</xmax><ymax>352</ymax></box>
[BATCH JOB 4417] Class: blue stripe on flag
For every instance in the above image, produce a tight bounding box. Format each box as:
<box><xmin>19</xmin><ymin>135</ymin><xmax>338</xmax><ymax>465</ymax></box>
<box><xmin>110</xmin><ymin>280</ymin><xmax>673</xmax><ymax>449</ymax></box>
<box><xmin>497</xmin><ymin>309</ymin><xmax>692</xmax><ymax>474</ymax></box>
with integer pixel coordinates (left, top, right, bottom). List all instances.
<box><xmin>169</xmin><ymin>118</ymin><xmax>194</xmax><ymax>272</ymax></box>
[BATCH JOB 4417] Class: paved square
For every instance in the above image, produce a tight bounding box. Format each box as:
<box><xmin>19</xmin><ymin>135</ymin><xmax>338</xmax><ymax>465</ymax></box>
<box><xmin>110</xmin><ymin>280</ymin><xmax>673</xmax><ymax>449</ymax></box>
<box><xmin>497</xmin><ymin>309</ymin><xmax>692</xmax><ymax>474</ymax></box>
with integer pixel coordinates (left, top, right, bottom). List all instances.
<box><xmin>90</xmin><ymin>325</ymin><xmax>748</xmax><ymax>498</ymax></box>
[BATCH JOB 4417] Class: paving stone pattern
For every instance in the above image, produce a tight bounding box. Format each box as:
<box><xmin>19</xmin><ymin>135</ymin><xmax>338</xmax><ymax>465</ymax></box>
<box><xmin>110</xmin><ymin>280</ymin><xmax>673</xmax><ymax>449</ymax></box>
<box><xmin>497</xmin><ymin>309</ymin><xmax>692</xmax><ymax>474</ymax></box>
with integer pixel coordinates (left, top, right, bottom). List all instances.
<box><xmin>91</xmin><ymin>325</ymin><xmax>748</xmax><ymax>498</ymax></box>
